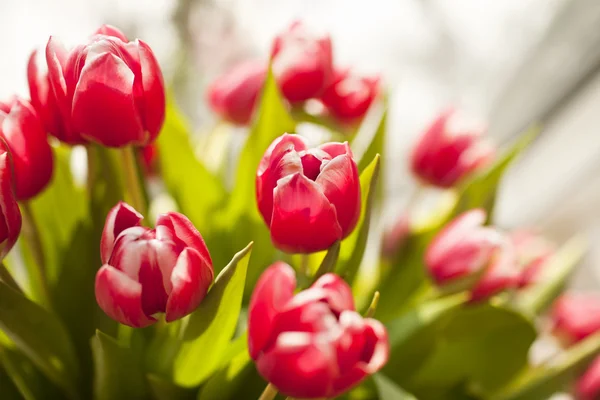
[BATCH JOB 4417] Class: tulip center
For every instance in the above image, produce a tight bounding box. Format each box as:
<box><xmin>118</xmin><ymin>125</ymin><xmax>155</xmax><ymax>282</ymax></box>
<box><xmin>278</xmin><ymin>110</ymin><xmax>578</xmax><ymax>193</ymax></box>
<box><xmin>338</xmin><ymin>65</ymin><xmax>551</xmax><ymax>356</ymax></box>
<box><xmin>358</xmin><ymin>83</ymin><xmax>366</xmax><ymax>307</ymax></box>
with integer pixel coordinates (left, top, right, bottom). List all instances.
<box><xmin>299</xmin><ymin>149</ymin><xmax>330</xmax><ymax>181</ymax></box>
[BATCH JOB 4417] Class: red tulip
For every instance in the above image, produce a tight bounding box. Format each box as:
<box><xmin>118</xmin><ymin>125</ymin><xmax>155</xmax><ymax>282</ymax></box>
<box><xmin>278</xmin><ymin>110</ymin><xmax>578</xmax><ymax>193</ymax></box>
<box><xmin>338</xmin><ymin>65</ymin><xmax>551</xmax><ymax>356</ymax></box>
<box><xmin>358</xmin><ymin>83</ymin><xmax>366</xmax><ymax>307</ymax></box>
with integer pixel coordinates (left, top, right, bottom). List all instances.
<box><xmin>271</xmin><ymin>21</ymin><xmax>333</xmax><ymax>103</ymax></box>
<box><xmin>248</xmin><ymin>262</ymin><xmax>389</xmax><ymax>399</ymax></box>
<box><xmin>576</xmin><ymin>355</ymin><xmax>600</xmax><ymax>400</ymax></box>
<box><xmin>207</xmin><ymin>60</ymin><xmax>267</xmax><ymax>125</ymax></box>
<box><xmin>510</xmin><ymin>230</ymin><xmax>555</xmax><ymax>288</ymax></box>
<box><xmin>410</xmin><ymin>109</ymin><xmax>494</xmax><ymax>188</ymax></box>
<box><xmin>321</xmin><ymin>68</ymin><xmax>379</xmax><ymax>124</ymax></box>
<box><xmin>0</xmin><ymin>140</ymin><xmax>22</xmax><ymax>259</ymax></box>
<box><xmin>425</xmin><ymin>209</ymin><xmax>503</xmax><ymax>285</ymax></box>
<box><xmin>469</xmin><ymin>241</ymin><xmax>520</xmax><ymax>302</ymax></box>
<box><xmin>139</xmin><ymin>143</ymin><xmax>159</xmax><ymax>176</ymax></box>
<box><xmin>43</xmin><ymin>25</ymin><xmax>165</xmax><ymax>147</ymax></box>
<box><xmin>550</xmin><ymin>293</ymin><xmax>600</xmax><ymax>345</ymax></box>
<box><xmin>256</xmin><ymin>134</ymin><xmax>361</xmax><ymax>253</ymax></box>
<box><xmin>0</xmin><ymin>97</ymin><xmax>53</xmax><ymax>200</ymax></box>
<box><xmin>95</xmin><ymin>202</ymin><xmax>213</xmax><ymax>327</ymax></box>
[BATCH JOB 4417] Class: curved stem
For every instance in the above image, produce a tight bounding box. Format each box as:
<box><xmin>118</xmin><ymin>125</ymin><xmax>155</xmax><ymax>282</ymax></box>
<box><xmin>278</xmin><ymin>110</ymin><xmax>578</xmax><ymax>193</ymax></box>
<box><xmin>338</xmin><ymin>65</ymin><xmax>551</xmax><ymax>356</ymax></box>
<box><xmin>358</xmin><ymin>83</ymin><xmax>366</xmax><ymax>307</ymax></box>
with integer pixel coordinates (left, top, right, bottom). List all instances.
<box><xmin>121</xmin><ymin>146</ymin><xmax>147</xmax><ymax>216</ymax></box>
<box><xmin>86</xmin><ymin>145</ymin><xmax>96</xmax><ymax>198</ymax></box>
<box><xmin>258</xmin><ymin>383</ymin><xmax>278</xmax><ymax>400</ymax></box>
<box><xmin>20</xmin><ymin>201</ymin><xmax>51</xmax><ymax>306</ymax></box>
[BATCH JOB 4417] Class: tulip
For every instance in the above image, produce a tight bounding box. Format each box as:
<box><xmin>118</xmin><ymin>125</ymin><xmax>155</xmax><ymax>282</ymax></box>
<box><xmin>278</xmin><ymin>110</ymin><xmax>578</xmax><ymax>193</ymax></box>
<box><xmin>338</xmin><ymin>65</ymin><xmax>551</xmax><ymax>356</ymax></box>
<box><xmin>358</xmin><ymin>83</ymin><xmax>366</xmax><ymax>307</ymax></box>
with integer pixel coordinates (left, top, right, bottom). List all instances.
<box><xmin>469</xmin><ymin>241</ymin><xmax>520</xmax><ymax>302</ymax></box>
<box><xmin>207</xmin><ymin>60</ymin><xmax>267</xmax><ymax>125</ymax></box>
<box><xmin>510</xmin><ymin>230</ymin><xmax>555</xmax><ymax>288</ymax></box>
<box><xmin>42</xmin><ymin>25</ymin><xmax>165</xmax><ymax>147</ymax></box>
<box><xmin>256</xmin><ymin>134</ymin><xmax>361</xmax><ymax>253</ymax></box>
<box><xmin>576</xmin><ymin>355</ymin><xmax>600</xmax><ymax>400</ymax></box>
<box><xmin>0</xmin><ymin>140</ymin><xmax>22</xmax><ymax>259</ymax></box>
<box><xmin>0</xmin><ymin>97</ymin><xmax>53</xmax><ymax>200</ymax></box>
<box><xmin>95</xmin><ymin>202</ymin><xmax>213</xmax><ymax>327</ymax></box>
<box><xmin>139</xmin><ymin>143</ymin><xmax>159</xmax><ymax>176</ymax></box>
<box><xmin>550</xmin><ymin>293</ymin><xmax>600</xmax><ymax>345</ymax></box>
<box><xmin>271</xmin><ymin>21</ymin><xmax>333</xmax><ymax>103</ymax></box>
<box><xmin>321</xmin><ymin>68</ymin><xmax>379</xmax><ymax>124</ymax></box>
<box><xmin>248</xmin><ymin>262</ymin><xmax>389</xmax><ymax>399</ymax></box>
<box><xmin>410</xmin><ymin>109</ymin><xmax>494</xmax><ymax>188</ymax></box>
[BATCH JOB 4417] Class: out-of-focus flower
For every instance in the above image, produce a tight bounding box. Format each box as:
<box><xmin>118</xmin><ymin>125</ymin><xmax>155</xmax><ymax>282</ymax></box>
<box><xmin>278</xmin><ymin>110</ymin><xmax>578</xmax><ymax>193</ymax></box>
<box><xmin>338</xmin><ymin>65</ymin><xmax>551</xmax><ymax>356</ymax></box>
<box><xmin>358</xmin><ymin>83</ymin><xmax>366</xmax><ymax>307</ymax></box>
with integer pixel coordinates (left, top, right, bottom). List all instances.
<box><xmin>95</xmin><ymin>202</ymin><xmax>213</xmax><ymax>327</ymax></box>
<box><xmin>207</xmin><ymin>60</ymin><xmax>267</xmax><ymax>125</ymax></box>
<box><xmin>43</xmin><ymin>25</ymin><xmax>165</xmax><ymax>147</ymax></box>
<box><xmin>0</xmin><ymin>97</ymin><xmax>53</xmax><ymax>200</ymax></box>
<box><xmin>550</xmin><ymin>293</ymin><xmax>600</xmax><ymax>345</ymax></box>
<box><xmin>410</xmin><ymin>109</ymin><xmax>494</xmax><ymax>188</ymax></box>
<box><xmin>248</xmin><ymin>262</ymin><xmax>389</xmax><ymax>399</ymax></box>
<box><xmin>510</xmin><ymin>230</ymin><xmax>555</xmax><ymax>288</ymax></box>
<box><xmin>139</xmin><ymin>143</ymin><xmax>159</xmax><ymax>176</ymax></box>
<box><xmin>271</xmin><ymin>21</ymin><xmax>333</xmax><ymax>103</ymax></box>
<box><xmin>381</xmin><ymin>212</ymin><xmax>410</xmax><ymax>260</ymax></box>
<box><xmin>469</xmin><ymin>241</ymin><xmax>519</xmax><ymax>302</ymax></box>
<box><xmin>576</xmin><ymin>355</ymin><xmax>600</xmax><ymax>400</ymax></box>
<box><xmin>256</xmin><ymin>134</ymin><xmax>360</xmax><ymax>253</ymax></box>
<box><xmin>0</xmin><ymin>140</ymin><xmax>22</xmax><ymax>259</ymax></box>
<box><xmin>321</xmin><ymin>68</ymin><xmax>379</xmax><ymax>124</ymax></box>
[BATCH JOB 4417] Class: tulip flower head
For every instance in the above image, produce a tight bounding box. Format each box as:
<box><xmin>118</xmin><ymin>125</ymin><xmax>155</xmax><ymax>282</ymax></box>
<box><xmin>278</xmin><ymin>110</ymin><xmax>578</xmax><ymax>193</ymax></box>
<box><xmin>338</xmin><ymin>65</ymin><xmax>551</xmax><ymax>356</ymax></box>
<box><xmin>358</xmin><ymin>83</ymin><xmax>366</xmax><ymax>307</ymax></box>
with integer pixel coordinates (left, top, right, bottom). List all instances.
<box><xmin>551</xmin><ymin>293</ymin><xmax>600</xmax><ymax>345</ymax></box>
<box><xmin>576</xmin><ymin>355</ymin><xmax>600</xmax><ymax>400</ymax></box>
<box><xmin>271</xmin><ymin>21</ymin><xmax>333</xmax><ymax>103</ymax></box>
<box><xmin>248</xmin><ymin>262</ymin><xmax>389</xmax><ymax>399</ymax></box>
<box><xmin>410</xmin><ymin>109</ymin><xmax>494</xmax><ymax>188</ymax></box>
<box><xmin>0</xmin><ymin>97</ymin><xmax>53</xmax><ymax>200</ymax></box>
<box><xmin>95</xmin><ymin>202</ymin><xmax>213</xmax><ymax>327</ymax></box>
<box><xmin>321</xmin><ymin>68</ymin><xmax>379</xmax><ymax>124</ymax></box>
<box><xmin>510</xmin><ymin>230</ymin><xmax>555</xmax><ymax>288</ymax></box>
<box><xmin>38</xmin><ymin>25</ymin><xmax>165</xmax><ymax>147</ymax></box>
<box><xmin>0</xmin><ymin>140</ymin><xmax>22</xmax><ymax>259</ymax></box>
<box><xmin>256</xmin><ymin>134</ymin><xmax>361</xmax><ymax>253</ymax></box>
<box><xmin>207</xmin><ymin>60</ymin><xmax>267</xmax><ymax>125</ymax></box>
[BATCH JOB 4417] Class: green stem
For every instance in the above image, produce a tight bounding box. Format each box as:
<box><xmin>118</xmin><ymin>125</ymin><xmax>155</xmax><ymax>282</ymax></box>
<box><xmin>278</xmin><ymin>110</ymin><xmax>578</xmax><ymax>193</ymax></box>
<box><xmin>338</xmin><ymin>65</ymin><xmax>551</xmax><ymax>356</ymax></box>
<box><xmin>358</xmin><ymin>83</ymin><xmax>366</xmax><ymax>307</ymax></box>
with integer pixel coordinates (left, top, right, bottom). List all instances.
<box><xmin>364</xmin><ymin>291</ymin><xmax>380</xmax><ymax>318</ymax></box>
<box><xmin>258</xmin><ymin>383</ymin><xmax>278</xmax><ymax>400</ymax></box>
<box><xmin>311</xmin><ymin>241</ymin><xmax>341</xmax><ymax>284</ymax></box>
<box><xmin>20</xmin><ymin>201</ymin><xmax>51</xmax><ymax>306</ymax></box>
<box><xmin>0</xmin><ymin>263</ymin><xmax>22</xmax><ymax>294</ymax></box>
<box><xmin>121</xmin><ymin>146</ymin><xmax>147</xmax><ymax>216</ymax></box>
<box><xmin>86</xmin><ymin>145</ymin><xmax>96</xmax><ymax>198</ymax></box>
<box><xmin>300</xmin><ymin>254</ymin><xmax>310</xmax><ymax>277</ymax></box>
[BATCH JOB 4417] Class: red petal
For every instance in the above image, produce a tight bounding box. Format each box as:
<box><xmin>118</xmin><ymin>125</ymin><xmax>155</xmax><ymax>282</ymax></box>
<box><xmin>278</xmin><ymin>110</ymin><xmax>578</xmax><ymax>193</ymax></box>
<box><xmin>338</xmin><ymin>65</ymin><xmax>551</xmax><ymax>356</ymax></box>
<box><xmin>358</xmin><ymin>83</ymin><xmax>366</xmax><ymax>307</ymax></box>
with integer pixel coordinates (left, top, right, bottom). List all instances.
<box><xmin>155</xmin><ymin>212</ymin><xmax>212</xmax><ymax>268</ymax></box>
<box><xmin>319</xmin><ymin>141</ymin><xmax>353</xmax><ymax>159</ymax></box>
<box><xmin>577</xmin><ymin>355</ymin><xmax>600</xmax><ymax>400</ymax></box>
<box><xmin>136</xmin><ymin>40</ymin><xmax>165</xmax><ymax>140</ymax></box>
<box><xmin>93</xmin><ymin>25</ymin><xmax>128</xmax><ymax>42</ymax></box>
<box><xmin>0</xmin><ymin>145</ymin><xmax>21</xmax><ymax>259</ymax></box>
<box><xmin>101</xmin><ymin>202</ymin><xmax>143</xmax><ymax>264</ymax></box>
<box><xmin>270</xmin><ymin>173</ymin><xmax>342</xmax><ymax>253</ymax></box>
<box><xmin>72</xmin><ymin>52</ymin><xmax>145</xmax><ymax>147</ymax></box>
<box><xmin>45</xmin><ymin>37</ymin><xmax>74</xmax><ymax>137</ymax></box>
<box><xmin>165</xmin><ymin>248</ymin><xmax>214</xmax><ymax>322</ymax></box>
<box><xmin>248</xmin><ymin>262</ymin><xmax>296</xmax><ymax>359</ymax></box>
<box><xmin>312</xmin><ymin>273</ymin><xmax>355</xmax><ymax>312</ymax></box>
<box><xmin>95</xmin><ymin>264</ymin><xmax>156</xmax><ymax>327</ymax></box>
<box><xmin>316</xmin><ymin>153</ymin><xmax>361</xmax><ymax>238</ymax></box>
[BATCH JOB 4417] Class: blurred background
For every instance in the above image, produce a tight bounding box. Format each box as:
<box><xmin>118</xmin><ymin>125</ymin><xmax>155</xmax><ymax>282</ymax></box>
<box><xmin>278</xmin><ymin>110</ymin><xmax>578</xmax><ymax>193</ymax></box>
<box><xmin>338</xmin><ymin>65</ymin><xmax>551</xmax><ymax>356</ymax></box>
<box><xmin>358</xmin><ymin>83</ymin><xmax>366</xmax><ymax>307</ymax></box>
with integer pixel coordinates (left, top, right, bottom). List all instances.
<box><xmin>2</xmin><ymin>0</ymin><xmax>600</xmax><ymax>291</ymax></box>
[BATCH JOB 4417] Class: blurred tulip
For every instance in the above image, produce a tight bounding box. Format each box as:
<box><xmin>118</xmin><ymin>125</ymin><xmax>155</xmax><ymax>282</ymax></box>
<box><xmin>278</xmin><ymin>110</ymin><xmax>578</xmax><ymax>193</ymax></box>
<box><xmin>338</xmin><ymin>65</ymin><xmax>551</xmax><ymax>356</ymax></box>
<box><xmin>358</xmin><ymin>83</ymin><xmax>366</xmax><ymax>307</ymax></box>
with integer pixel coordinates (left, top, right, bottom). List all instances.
<box><xmin>410</xmin><ymin>109</ymin><xmax>494</xmax><ymax>188</ymax></box>
<box><xmin>576</xmin><ymin>355</ymin><xmax>600</xmax><ymax>400</ymax></box>
<box><xmin>139</xmin><ymin>143</ymin><xmax>159</xmax><ymax>176</ymax></box>
<box><xmin>550</xmin><ymin>293</ymin><xmax>600</xmax><ymax>345</ymax></box>
<box><xmin>207</xmin><ymin>60</ymin><xmax>267</xmax><ymax>125</ymax></box>
<box><xmin>95</xmin><ymin>202</ymin><xmax>213</xmax><ymax>327</ymax></box>
<box><xmin>381</xmin><ymin>212</ymin><xmax>410</xmax><ymax>260</ymax></box>
<box><xmin>469</xmin><ymin>241</ymin><xmax>520</xmax><ymax>302</ymax></box>
<box><xmin>0</xmin><ymin>140</ymin><xmax>22</xmax><ymax>259</ymax></box>
<box><xmin>321</xmin><ymin>68</ymin><xmax>379</xmax><ymax>124</ymax></box>
<box><xmin>256</xmin><ymin>134</ymin><xmax>361</xmax><ymax>253</ymax></box>
<box><xmin>271</xmin><ymin>21</ymin><xmax>333</xmax><ymax>103</ymax></box>
<box><xmin>0</xmin><ymin>97</ymin><xmax>53</xmax><ymax>200</ymax></box>
<box><xmin>248</xmin><ymin>262</ymin><xmax>389</xmax><ymax>399</ymax></box>
<box><xmin>43</xmin><ymin>25</ymin><xmax>165</xmax><ymax>147</ymax></box>
<box><xmin>510</xmin><ymin>230</ymin><xmax>555</xmax><ymax>288</ymax></box>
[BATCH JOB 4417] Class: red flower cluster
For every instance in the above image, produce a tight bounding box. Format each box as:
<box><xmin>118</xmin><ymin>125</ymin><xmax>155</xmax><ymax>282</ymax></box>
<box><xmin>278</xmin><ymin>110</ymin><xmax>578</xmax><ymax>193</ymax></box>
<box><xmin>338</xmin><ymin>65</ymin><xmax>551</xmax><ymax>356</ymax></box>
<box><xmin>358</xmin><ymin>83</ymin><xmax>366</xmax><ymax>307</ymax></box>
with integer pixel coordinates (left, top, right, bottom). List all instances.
<box><xmin>207</xmin><ymin>22</ymin><xmax>378</xmax><ymax>126</ymax></box>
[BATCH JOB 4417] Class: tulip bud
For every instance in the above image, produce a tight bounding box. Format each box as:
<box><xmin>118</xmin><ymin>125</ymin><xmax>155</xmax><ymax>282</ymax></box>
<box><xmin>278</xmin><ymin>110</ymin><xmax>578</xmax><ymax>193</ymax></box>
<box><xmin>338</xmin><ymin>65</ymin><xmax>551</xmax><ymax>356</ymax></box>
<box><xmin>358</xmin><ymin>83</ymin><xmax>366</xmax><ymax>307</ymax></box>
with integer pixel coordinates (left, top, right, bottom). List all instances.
<box><xmin>510</xmin><ymin>230</ymin><xmax>555</xmax><ymax>288</ymax></box>
<box><xmin>248</xmin><ymin>262</ymin><xmax>389</xmax><ymax>399</ymax></box>
<box><xmin>576</xmin><ymin>355</ymin><xmax>600</xmax><ymax>400</ymax></box>
<box><xmin>0</xmin><ymin>140</ymin><xmax>22</xmax><ymax>259</ymax></box>
<box><xmin>256</xmin><ymin>134</ymin><xmax>361</xmax><ymax>253</ymax></box>
<box><xmin>207</xmin><ymin>60</ymin><xmax>267</xmax><ymax>125</ymax></box>
<box><xmin>0</xmin><ymin>97</ymin><xmax>53</xmax><ymax>200</ymax></box>
<box><xmin>43</xmin><ymin>25</ymin><xmax>165</xmax><ymax>147</ymax></box>
<box><xmin>271</xmin><ymin>21</ymin><xmax>333</xmax><ymax>103</ymax></box>
<box><xmin>469</xmin><ymin>241</ymin><xmax>520</xmax><ymax>302</ymax></box>
<box><xmin>550</xmin><ymin>293</ymin><xmax>600</xmax><ymax>345</ymax></box>
<box><xmin>321</xmin><ymin>68</ymin><xmax>379</xmax><ymax>124</ymax></box>
<box><xmin>95</xmin><ymin>202</ymin><xmax>213</xmax><ymax>327</ymax></box>
<box><xmin>410</xmin><ymin>109</ymin><xmax>494</xmax><ymax>188</ymax></box>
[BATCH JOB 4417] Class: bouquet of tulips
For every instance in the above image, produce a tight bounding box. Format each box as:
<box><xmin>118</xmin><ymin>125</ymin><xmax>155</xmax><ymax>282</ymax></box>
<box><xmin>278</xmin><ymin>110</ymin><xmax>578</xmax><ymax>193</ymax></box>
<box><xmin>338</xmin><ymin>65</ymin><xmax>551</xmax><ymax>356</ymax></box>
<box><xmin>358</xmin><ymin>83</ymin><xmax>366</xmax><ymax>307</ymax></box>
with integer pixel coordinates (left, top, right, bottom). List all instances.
<box><xmin>0</xmin><ymin>20</ymin><xmax>598</xmax><ymax>400</ymax></box>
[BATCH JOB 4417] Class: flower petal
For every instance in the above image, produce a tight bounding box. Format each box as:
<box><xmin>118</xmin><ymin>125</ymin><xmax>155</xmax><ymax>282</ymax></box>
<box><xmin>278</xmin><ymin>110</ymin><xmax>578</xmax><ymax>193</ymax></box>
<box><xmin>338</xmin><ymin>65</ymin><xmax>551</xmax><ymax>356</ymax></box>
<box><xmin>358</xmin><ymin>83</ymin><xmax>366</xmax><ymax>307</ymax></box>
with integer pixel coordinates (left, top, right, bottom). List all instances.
<box><xmin>95</xmin><ymin>264</ymin><xmax>156</xmax><ymax>328</ymax></box>
<box><xmin>93</xmin><ymin>25</ymin><xmax>128</xmax><ymax>42</ymax></box>
<box><xmin>270</xmin><ymin>173</ymin><xmax>342</xmax><ymax>253</ymax></box>
<box><xmin>0</xmin><ymin>143</ymin><xmax>21</xmax><ymax>259</ymax></box>
<box><xmin>136</xmin><ymin>40</ymin><xmax>166</xmax><ymax>141</ymax></box>
<box><xmin>248</xmin><ymin>262</ymin><xmax>296</xmax><ymax>359</ymax></box>
<box><xmin>101</xmin><ymin>202</ymin><xmax>143</xmax><ymax>264</ymax></box>
<box><xmin>155</xmin><ymin>212</ymin><xmax>212</xmax><ymax>268</ymax></box>
<box><xmin>318</xmin><ymin>141</ymin><xmax>353</xmax><ymax>159</ymax></box>
<box><xmin>312</xmin><ymin>273</ymin><xmax>355</xmax><ymax>312</ymax></box>
<box><xmin>165</xmin><ymin>248</ymin><xmax>214</xmax><ymax>322</ymax></box>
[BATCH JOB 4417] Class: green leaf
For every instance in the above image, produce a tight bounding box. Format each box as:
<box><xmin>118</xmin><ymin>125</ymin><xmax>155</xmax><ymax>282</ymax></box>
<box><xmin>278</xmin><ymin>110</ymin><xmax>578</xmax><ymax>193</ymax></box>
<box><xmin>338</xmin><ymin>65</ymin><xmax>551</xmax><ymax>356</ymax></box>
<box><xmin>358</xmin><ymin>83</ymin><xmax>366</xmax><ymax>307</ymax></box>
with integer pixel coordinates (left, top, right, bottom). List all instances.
<box><xmin>312</xmin><ymin>241</ymin><xmax>341</xmax><ymax>282</ymax></box>
<box><xmin>147</xmin><ymin>374</ymin><xmax>196</xmax><ymax>400</ymax></box>
<box><xmin>337</xmin><ymin>154</ymin><xmax>381</xmax><ymax>283</ymax></box>
<box><xmin>351</xmin><ymin>100</ymin><xmax>387</xmax><ymax>174</ymax></box>
<box><xmin>373</xmin><ymin>373</ymin><xmax>418</xmax><ymax>400</ymax></box>
<box><xmin>515</xmin><ymin>235</ymin><xmax>586</xmax><ymax>315</ymax></box>
<box><xmin>0</xmin><ymin>364</ymin><xmax>24</xmax><ymax>400</ymax></box>
<box><xmin>197</xmin><ymin>349</ymin><xmax>262</xmax><ymax>400</ymax></box>
<box><xmin>0</xmin><ymin>281</ymin><xmax>79</xmax><ymax>398</ymax></box>
<box><xmin>91</xmin><ymin>330</ymin><xmax>148</xmax><ymax>400</ymax></box>
<box><xmin>411</xmin><ymin>303</ymin><xmax>536</xmax><ymax>396</ymax></box>
<box><xmin>174</xmin><ymin>243</ymin><xmax>253</xmax><ymax>387</ymax></box>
